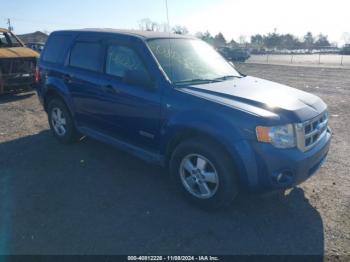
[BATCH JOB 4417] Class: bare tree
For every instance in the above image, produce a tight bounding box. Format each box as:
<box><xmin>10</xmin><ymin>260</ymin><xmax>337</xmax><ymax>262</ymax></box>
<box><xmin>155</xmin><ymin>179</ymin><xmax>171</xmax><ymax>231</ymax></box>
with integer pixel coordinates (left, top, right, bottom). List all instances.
<box><xmin>239</xmin><ymin>35</ymin><xmax>248</xmax><ymax>47</ymax></box>
<box><xmin>138</xmin><ymin>18</ymin><xmax>159</xmax><ymax>31</ymax></box>
<box><xmin>172</xmin><ymin>25</ymin><xmax>188</xmax><ymax>35</ymax></box>
<box><xmin>303</xmin><ymin>32</ymin><xmax>315</xmax><ymax>50</ymax></box>
<box><xmin>158</xmin><ymin>22</ymin><xmax>170</xmax><ymax>33</ymax></box>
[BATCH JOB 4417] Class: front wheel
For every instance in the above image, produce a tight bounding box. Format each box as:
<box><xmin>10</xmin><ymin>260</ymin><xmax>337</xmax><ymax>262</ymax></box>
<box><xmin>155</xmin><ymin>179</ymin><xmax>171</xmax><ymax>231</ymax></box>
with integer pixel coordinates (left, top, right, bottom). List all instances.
<box><xmin>170</xmin><ymin>138</ymin><xmax>239</xmax><ymax>210</ymax></box>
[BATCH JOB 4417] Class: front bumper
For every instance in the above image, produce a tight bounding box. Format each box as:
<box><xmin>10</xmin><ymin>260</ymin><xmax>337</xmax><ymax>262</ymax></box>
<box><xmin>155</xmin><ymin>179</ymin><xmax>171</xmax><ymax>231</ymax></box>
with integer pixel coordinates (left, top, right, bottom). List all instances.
<box><xmin>0</xmin><ymin>57</ymin><xmax>36</xmax><ymax>93</ymax></box>
<box><xmin>0</xmin><ymin>73</ymin><xmax>35</xmax><ymax>94</ymax></box>
<box><xmin>240</xmin><ymin>128</ymin><xmax>331</xmax><ymax>191</ymax></box>
<box><xmin>2</xmin><ymin>73</ymin><xmax>34</xmax><ymax>86</ymax></box>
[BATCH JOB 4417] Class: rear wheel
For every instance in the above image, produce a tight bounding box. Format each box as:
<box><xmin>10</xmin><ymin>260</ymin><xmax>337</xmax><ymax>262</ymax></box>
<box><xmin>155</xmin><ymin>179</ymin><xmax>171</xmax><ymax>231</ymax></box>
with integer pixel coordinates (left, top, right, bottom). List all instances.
<box><xmin>170</xmin><ymin>138</ymin><xmax>239</xmax><ymax>210</ymax></box>
<box><xmin>48</xmin><ymin>98</ymin><xmax>80</xmax><ymax>144</ymax></box>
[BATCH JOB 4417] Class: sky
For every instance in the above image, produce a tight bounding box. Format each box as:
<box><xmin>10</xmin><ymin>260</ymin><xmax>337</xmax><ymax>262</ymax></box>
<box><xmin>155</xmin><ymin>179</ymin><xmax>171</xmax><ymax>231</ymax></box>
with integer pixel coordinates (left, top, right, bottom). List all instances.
<box><xmin>1</xmin><ymin>0</ymin><xmax>349</xmax><ymax>45</ymax></box>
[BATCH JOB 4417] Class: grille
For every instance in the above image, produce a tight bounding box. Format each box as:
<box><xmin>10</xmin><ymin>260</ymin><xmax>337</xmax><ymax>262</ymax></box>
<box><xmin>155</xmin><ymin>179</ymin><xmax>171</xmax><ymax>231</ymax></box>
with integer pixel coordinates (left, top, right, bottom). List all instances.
<box><xmin>296</xmin><ymin>111</ymin><xmax>329</xmax><ymax>152</ymax></box>
<box><xmin>0</xmin><ymin>58</ymin><xmax>36</xmax><ymax>75</ymax></box>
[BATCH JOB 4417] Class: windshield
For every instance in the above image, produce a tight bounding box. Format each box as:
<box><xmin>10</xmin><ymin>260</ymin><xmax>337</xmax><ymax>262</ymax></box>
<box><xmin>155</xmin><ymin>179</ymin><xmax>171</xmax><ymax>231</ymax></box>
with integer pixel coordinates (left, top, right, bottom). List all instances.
<box><xmin>147</xmin><ymin>38</ymin><xmax>241</xmax><ymax>85</ymax></box>
<box><xmin>0</xmin><ymin>32</ymin><xmax>22</xmax><ymax>48</ymax></box>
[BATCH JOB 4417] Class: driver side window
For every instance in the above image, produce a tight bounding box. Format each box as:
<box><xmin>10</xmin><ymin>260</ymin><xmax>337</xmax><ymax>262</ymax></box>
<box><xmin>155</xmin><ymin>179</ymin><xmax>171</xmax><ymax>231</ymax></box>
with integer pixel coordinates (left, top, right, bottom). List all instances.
<box><xmin>106</xmin><ymin>44</ymin><xmax>147</xmax><ymax>78</ymax></box>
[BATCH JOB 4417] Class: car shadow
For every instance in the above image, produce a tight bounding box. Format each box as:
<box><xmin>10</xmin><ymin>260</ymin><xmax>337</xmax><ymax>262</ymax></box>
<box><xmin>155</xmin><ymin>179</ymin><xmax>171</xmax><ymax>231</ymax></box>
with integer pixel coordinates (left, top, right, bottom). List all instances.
<box><xmin>0</xmin><ymin>130</ymin><xmax>324</xmax><ymax>257</ymax></box>
<box><xmin>0</xmin><ymin>91</ymin><xmax>35</xmax><ymax>104</ymax></box>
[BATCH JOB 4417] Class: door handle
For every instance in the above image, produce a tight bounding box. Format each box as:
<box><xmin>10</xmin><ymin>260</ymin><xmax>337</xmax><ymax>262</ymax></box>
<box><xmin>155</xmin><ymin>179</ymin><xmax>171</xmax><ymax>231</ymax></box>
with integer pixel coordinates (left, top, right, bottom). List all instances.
<box><xmin>102</xmin><ymin>85</ymin><xmax>119</xmax><ymax>94</ymax></box>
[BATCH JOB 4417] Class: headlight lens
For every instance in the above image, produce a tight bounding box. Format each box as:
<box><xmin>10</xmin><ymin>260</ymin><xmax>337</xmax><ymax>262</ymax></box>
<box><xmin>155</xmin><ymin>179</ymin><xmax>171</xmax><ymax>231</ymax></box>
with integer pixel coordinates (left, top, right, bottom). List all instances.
<box><xmin>256</xmin><ymin>124</ymin><xmax>296</xmax><ymax>148</ymax></box>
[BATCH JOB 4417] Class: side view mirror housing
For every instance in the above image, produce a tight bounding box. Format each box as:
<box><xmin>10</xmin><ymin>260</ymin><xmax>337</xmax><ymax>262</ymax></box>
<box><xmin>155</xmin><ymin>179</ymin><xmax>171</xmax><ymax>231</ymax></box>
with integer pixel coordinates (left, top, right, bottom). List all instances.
<box><xmin>123</xmin><ymin>70</ymin><xmax>155</xmax><ymax>89</ymax></box>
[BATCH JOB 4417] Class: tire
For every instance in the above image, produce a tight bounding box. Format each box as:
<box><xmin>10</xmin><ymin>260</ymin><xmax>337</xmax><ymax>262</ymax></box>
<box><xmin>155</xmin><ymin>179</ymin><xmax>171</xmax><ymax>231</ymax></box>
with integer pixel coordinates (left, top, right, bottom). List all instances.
<box><xmin>170</xmin><ymin>137</ymin><xmax>239</xmax><ymax>210</ymax></box>
<box><xmin>47</xmin><ymin>98</ymin><xmax>80</xmax><ymax>144</ymax></box>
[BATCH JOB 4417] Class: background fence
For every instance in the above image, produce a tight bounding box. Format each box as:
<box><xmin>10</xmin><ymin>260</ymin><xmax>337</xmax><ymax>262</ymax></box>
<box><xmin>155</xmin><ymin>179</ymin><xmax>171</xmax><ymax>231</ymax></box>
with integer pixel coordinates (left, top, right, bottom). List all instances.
<box><xmin>247</xmin><ymin>54</ymin><xmax>350</xmax><ymax>67</ymax></box>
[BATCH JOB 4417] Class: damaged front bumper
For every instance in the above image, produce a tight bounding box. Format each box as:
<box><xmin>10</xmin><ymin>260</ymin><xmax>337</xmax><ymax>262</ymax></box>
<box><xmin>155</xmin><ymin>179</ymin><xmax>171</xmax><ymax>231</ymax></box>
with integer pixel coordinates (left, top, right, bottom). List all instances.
<box><xmin>0</xmin><ymin>58</ymin><xmax>36</xmax><ymax>94</ymax></box>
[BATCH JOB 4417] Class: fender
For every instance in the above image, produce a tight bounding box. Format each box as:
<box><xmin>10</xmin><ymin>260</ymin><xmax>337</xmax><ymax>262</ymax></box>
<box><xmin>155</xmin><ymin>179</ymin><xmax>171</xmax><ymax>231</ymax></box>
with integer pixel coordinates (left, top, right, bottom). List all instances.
<box><xmin>42</xmin><ymin>76</ymin><xmax>76</xmax><ymax>118</ymax></box>
<box><xmin>161</xmin><ymin>109</ymin><xmax>259</xmax><ymax>189</ymax></box>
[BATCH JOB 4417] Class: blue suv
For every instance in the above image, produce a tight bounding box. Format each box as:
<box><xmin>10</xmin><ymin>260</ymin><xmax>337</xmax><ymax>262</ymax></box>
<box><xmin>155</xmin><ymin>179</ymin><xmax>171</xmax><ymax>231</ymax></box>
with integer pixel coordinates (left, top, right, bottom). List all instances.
<box><xmin>36</xmin><ymin>29</ymin><xmax>331</xmax><ymax>209</ymax></box>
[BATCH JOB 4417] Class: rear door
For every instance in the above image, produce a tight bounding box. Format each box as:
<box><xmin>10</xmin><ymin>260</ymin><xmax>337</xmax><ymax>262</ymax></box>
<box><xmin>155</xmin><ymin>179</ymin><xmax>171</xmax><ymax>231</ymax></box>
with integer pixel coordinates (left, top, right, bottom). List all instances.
<box><xmin>66</xmin><ymin>35</ymin><xmax>108</xmax><ymax>131</ymax></box>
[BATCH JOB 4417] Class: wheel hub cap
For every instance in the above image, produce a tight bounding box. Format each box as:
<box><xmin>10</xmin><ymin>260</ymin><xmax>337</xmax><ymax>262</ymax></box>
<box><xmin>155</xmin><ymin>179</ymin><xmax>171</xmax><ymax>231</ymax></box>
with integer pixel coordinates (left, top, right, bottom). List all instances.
<box><xmin>179</xmin><ymin>154</ymin><xmax>219</xmax><ymax>199</ymax></box>
<box><xmin>51</xmin><ymin>107</ymin><xmax>67</xmax><ymax>136</ymax></box>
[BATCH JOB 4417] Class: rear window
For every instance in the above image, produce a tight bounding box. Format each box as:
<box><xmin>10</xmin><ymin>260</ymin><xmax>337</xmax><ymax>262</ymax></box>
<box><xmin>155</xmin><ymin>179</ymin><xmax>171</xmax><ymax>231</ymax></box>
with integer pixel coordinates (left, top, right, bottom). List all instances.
<box><xmin>42</xmin><ymin>34</ymin><xmax>73</xmax><ymax>64</ymax></box>
<box><xmin>69</xmin><ymin>42</ymin><xmax>102</xmax><ymax>72</ymax></box>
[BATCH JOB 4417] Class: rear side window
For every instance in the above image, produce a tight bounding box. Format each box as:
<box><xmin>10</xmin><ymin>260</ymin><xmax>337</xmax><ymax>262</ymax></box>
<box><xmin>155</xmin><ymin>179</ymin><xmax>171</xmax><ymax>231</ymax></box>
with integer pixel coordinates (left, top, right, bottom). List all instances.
<box><xmin>42</xmin><ymin>34</ymin><xmax>73</xmax><ymax>64</ymax></box>
<box><xmin>70</xmin><ymin>42</ymin><xmax>102</xmax><ymax>72</ymax></box>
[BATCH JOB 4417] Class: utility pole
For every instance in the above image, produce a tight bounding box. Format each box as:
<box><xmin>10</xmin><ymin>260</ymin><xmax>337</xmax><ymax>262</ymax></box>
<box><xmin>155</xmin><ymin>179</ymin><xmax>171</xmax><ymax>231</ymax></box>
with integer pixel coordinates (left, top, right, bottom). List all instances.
<box><xmin>7</xmin><ymin>18</ymin><xmax>13</xmax><ymax>32</ymax></box>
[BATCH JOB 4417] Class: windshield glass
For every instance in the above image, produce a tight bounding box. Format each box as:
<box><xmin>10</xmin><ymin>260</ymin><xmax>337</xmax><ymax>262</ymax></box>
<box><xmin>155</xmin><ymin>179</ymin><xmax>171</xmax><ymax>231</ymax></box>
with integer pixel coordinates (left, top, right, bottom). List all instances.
<box><xmin>0</xmin><ymin>32</ymin><xmax>22</xmax><ymax>48</ymax></box>
<box><xmin>147</xmin><ymin>38</ymin><xmax>241</xmax><ymax>85</ymax></box>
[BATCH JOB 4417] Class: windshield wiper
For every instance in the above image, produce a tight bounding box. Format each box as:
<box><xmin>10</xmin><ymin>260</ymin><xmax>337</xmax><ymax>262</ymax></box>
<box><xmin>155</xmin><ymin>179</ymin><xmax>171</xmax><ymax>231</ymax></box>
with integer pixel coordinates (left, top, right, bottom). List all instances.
<box><xmin>174</xmin><ymin>78</ymin><xmax>221</xmax><ymax>85</ymax></box>
<box><xmin>174</xmin><ymin>75</ymin><xmax>242</xmax><ymax>86</ymax></box>
<box><xmin>212</xmin><ymin>75</ymin><xmax>241</xmax><ymax>81</ymax></box>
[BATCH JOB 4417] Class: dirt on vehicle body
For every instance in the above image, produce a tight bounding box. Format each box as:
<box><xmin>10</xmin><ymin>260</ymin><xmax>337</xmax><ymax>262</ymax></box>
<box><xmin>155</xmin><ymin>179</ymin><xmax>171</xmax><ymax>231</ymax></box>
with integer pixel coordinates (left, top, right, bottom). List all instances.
<box><xmin>0</xmin><ymin>28</ymin><xmax>38</xmax><ymax>94</ymax></box>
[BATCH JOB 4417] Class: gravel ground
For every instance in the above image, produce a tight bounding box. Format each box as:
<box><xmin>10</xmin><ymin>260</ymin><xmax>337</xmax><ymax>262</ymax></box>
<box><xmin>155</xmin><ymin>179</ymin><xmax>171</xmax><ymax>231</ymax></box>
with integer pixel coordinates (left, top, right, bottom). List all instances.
<box><xmin>0</xmin><ymin>63</ymin><xmax>349</xmax><ymax>256</ymax></box>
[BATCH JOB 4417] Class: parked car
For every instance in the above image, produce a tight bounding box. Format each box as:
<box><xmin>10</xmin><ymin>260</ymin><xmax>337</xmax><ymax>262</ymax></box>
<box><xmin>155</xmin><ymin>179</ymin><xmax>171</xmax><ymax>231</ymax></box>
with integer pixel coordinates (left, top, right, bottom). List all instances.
<box><xmin>218</xmin><ymin>47</ymin><xmax>250</xmax><ymax>62</ymax></box>
<box><xmin>0</xmin><ymin>28</ymin><xmax>39</xmax><ymax>94</ymax></box>
<box><xmin>26</xmin><ymin>42</ymin><xmax>45</xmax><ymax>53</ymax></box>
<box><xmin>36</xmin><ymin>29</ymin><xmax>331</xmax><ymax>209</ymax></box>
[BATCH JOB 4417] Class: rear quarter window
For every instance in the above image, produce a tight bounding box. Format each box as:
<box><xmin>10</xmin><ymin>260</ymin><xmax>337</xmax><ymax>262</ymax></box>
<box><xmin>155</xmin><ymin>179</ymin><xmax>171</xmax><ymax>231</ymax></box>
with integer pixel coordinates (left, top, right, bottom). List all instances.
<box><xmin>42</xmin><ymin>34</ymin><xmax>73</xmax><ymax>64</ymax></box>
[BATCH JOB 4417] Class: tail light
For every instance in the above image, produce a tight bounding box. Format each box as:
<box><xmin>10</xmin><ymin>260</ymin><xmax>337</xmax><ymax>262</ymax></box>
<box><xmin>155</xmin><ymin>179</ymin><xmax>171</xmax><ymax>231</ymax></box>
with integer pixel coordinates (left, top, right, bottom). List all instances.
<box><xmin>35</xmin><ymin>66</ymin><xmax>40</xmax><ymax>83</ymax></box>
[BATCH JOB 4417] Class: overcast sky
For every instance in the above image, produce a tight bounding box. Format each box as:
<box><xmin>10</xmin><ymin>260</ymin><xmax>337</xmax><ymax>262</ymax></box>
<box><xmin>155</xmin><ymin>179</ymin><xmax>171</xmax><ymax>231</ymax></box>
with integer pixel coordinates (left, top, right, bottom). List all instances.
<box><xmin>1</xmin><ymin>0</ymin><xmax>349</xmax><ymax>45</ymax></box>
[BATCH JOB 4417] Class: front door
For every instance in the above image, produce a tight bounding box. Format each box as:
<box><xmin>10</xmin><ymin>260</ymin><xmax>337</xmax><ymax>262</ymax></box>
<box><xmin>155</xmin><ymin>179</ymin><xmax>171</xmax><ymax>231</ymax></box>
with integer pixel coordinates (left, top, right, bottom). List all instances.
<box><xmin>97</xmin><ymin>40</ymin><xmax>162</xmax><ymax>152</ymax></box>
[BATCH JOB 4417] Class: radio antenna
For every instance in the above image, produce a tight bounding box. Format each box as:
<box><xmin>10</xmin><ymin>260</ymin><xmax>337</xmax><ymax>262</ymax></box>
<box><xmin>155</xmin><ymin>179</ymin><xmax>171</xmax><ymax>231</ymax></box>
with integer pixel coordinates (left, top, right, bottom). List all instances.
<box><xmin>165</xmin><ymin>0</ymin><xmax>170</xmax><ymax>30</ymax></box>
<box><xmin>165</xmin><ymin>0</ymin><xmax>173</xmax><ymax>81</ymax></box>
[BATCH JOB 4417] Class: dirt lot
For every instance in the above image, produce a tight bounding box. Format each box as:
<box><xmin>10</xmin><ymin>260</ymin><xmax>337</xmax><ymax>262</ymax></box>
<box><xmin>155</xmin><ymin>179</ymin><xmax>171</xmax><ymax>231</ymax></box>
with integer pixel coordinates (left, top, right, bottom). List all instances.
<box><xmin>0</xmin><ymin>63</ymin><xmax>349</xmax><ymax>256</ymax></box>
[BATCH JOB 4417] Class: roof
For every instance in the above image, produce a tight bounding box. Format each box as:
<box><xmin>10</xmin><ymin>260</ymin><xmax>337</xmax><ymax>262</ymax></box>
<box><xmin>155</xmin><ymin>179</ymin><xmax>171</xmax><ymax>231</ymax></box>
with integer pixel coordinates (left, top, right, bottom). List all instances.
<box><xmin>54</xmin><ymin>28</ymin><xmax>196</xmax><ymax>40</ymax></box>
<box><xmin>17</xmin><ymin>31</ymin><xmax>49</xmax><ymax>43</ymax></box>
<box><xmin>0</xmin><ymin>28</ymin><xmax>9</xmax><ymax>33</ymax></box>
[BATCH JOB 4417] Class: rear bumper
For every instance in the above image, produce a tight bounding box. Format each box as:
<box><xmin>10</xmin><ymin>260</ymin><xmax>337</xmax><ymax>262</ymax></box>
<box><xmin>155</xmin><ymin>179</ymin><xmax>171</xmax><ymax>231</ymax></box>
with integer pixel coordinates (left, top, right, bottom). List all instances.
<box><xmin>235</xmin><ymin>128</ymin><xmax>332</xmax><ymax>192</ymax></box>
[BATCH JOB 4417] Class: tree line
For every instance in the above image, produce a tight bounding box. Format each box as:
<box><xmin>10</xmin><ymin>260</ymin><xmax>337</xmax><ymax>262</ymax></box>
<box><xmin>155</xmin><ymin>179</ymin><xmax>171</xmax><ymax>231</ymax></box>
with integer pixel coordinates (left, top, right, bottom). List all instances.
<box><xmin>195</xmin><ymin>31</ymin><xmax>333</xmax><ymax>50</ymax></box>
<box><xmin>138</xmin><ymin>18</ymin><xmax>339</xmax><ymax>51</ymax></box>
<box><xmin>250</xmin><ymin>31</ymin><xmax>332</xmax><ymax>50</ymax></box>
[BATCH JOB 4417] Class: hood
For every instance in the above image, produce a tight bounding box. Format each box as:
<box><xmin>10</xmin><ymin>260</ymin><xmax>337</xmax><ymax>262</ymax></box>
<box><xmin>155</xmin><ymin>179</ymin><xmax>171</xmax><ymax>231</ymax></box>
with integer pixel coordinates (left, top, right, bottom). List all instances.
<box><xmin>0</xmin><ymin>47</ymin><xmax>39</xmax><ymax>59</ymax></box>
<box><xmin>181</xmin><ymin>76</ymin><xmax>327</xmax><ymax>122</ymax></box>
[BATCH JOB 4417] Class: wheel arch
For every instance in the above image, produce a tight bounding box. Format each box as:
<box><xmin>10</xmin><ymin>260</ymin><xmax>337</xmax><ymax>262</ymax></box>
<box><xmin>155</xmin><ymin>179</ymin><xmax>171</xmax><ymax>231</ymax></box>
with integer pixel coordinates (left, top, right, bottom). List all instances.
<box><xmin>163</xmin><ymin>124</ymin><xmax>257</xmax><ymax>190</ymax></box>
<box><xmin>165</xmin><ymin>127</ymin><xmax>239</xmax><ymax>172</ymax></box>
<box><xmin>43</xmin><ymin>86</ymin><xmax>75</xmax><ymax>118</ymax></box>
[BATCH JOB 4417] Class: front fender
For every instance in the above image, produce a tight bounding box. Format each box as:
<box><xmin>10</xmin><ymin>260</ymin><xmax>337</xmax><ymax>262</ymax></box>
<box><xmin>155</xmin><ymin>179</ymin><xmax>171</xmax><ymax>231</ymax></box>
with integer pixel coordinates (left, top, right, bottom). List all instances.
<box><xmin>161</xmin><ymin>110</ymin><xmax>259</xmax><ymax>189</ymax></box>
<box><xmin>161</xmin><ymin>109</ymin><xmax>245</xmax><ymax>148</ymax></box>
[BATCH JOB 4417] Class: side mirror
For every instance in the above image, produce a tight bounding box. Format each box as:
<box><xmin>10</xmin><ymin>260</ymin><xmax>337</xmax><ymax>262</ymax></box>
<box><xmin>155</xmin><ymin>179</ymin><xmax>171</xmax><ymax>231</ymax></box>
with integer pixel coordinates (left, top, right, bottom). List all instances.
<box><xmin>123</xmin><ymin>70</ymin><xmax>154</xmax><ymax>89</ymax></box>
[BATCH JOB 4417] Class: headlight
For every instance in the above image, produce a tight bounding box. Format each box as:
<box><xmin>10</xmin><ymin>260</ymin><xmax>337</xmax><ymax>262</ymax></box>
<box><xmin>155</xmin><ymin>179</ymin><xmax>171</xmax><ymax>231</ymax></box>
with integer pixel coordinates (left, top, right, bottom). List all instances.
<box><xmin>256</xmin><ymin>124</ymin><xmax>296</xmax><ymax>148</ymax></box>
